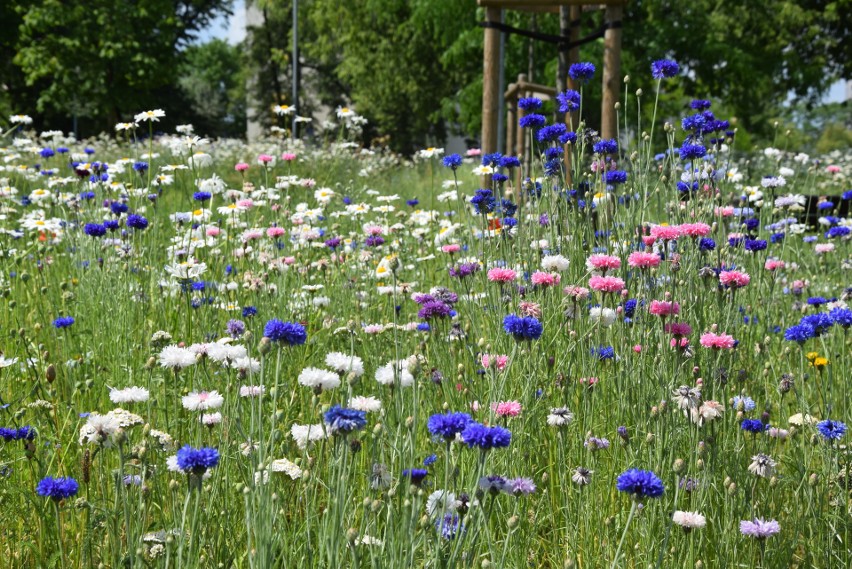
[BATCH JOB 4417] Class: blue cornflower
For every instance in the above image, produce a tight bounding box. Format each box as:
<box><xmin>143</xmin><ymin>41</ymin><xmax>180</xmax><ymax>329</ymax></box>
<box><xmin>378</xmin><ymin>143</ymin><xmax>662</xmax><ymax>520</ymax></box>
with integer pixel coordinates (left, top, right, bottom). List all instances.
<box><xmin>53</xmin><ymin>316</ymin><xmax>74</xmax><ymax>329</ymax></box>
<box><xmin>263</xmin><ymin>319</ymin><xmax>307</xmax><ymax>345</ymax></box>
<box><xmin>176</xmin><ymin>445</ymin><xmax>220</xmax><ymax>473</ymax></box>
<box><xmin>402</xmin><ymin>468</ymin><xmax>429</xmax><ymax>486</ymax></box>
<box><xmin>84</xmin><ymin>223</ymin><xmax>106</xmax><ymax>237</ymax></box>
<box><xmin>492</xmin><ymin>173</ymin><xmax>509</xmax><ymax>184</ymax></box>
<box><xmin>242</xmin><ymin>306</ymin><xmax>257</xmax><ymax>318</ymax></box>
<box><xmin>800</xmin><ymin>313</ymin><xmax>833</xmax><ymax>335</ymax></box>
<box><xmin>557</xmin><ymin>89</ymin><xmax>581</xmax><ymax>112</ymax></box>
<box><xmin>323</xmin><ymin>405</ymin><xmax>367</xmax><ymax>434</ymax></box>
<box><xmin>817</xmin><ymin>201</ymin><xmax>834</xmax><ymax>210</ymax></box>
<box><xmin>427</xmin><ymin>412</ymin><xmax>472</xmax><ymax>440</ymax></box>
<box><xmin>743</xmin><ymin>218</ymin><xmax>760</xmax><ymax>231</ymax></box>
<box><xmin>436</xmin><ymin>514</ymin><xmax>464</xmax><ymax>540</ymax></box>
<box><xmin>690</xmin><ymin>99</ymin><xmax>712</xmax><ymax>110</ymax></box>
<box><xmin>423</xmin><ymin>454</ymin><xmax>438</xmax><ymax>467</ymax></box>
<box><xmin>132</xmin><ymin>161</ymin><xmax>148</xmax><ymax>173</ymax></box>
<box><xmin>40</xmin><ymin>148</ymin><xmax>55</xmax><ymax>158</ymax></box>
<box><xmin>784</xmin><ymin>324</ymin><xmax>814</xmax><ymax>344</ymax></box>
<box><xmin>829</xmin><ymin>308</ymin><xmax>852</xmax><ymax>328</ymax></box>
<box><xmin>842</xmin><ymin>190</ymin><xmax>852</xmax><ymax>200</ymax></box>
<box><xmin>680</xmin><ymin>143</ymin><xmax>706</xmax><ymax>160</ymax></box>
<box><xmin>537</xmin><ymin>123</ymin><xmax>567</xmax><ymax>143</ymax></box>
<box><xmin>616</xmin><ymin>469</ymin><xmax>665</xmax><ymax>499</ymax></box>
<box><xmin>417</xmin><ymin>323</ymin><xmax>431</xmax><ymax>332</ymax></box>
<box><xmin>624</xmin><ymin>299</ymin><xmax>638</xmax><ymax>318</ymax></box>
<box><xmin>470</xmin><ymin>189</ymin><xmax>496</xmax><ymax>214</ymax></box>
<box><xmin>1</xmin><ymin>426</ymin><xmax>35</xmax><ymax>441</ymax></box>
<box><xmin>826</xmin><ymin>226</ymin><xmax>850</xmax><ymax>239</ymax></box>
<box><xmin>677</xmin><ymin>181</ymin><xmax>698</xmax><ymax>193</ymax></box>
<box><xmin>519</xmin><ymin>114</ymin><xmax>546</xmax><ymax>129</ymax></box>
<box><xmin>126</xmin><ymin>214</ymin><xmax>148</xmax><ymax>230</ymax></box>
<box><xmin>481</xmin><ymin>153</ymin><xmax>502</xmax><ymax>166</ymax></box>
<box><xmin>593</xmin><ymin>139</ymin><xmax>618</xmax><ymax>155</ymax></box>
<box><xmin>226</xmin><ymin>319</ymin><xmax>246</xmax><ymax>338</ymax></box>
<box><xmin>744</xmin><ymin>239</ymin><xmax>767</xmax><ymax>252</ymax></box>
<box><xmin>36</xmin><ymin>477</ymin><xmax>79</xmax><ymax>501</ymax></box>
<box><xmin>193</xmin><ymin>191</ymin><xmax>212</xmax><ymax>202</ymax></box>
<box><xmin>698</xmin><ymin>238</ymin><xmax>716</xmax><ymax>251</ymax></box>
<box><xmin>591</xmin><ymin>345</ymin><xmax>615</xmax><ymax>361</ymax></box>
<box><xmin>741</xmin><ymin>419</ymin><xmax>766</xmax><ymax>434</ymax></box>
<box><xmin>110</xmin><ymin>201</ymin><xmax>128</xmax><ymax>215</ymax></box>
<box><xmin>559</xmin><ymin>131</ymin><xmax>577</xmax><ymax>145</ymax></box>
<box><xmin>503</xmin><ymin>314</ymin><xmax>543</xmax><ymax>341</ymax></box>
<box><xmin>651</xmin><ymin>59</ymin><xmax>679</xmax><ymax>79</ymax></box>
<box><xmin>816</xmin><ymin>419</ymin><xmax>847</xmax><ymax>440</ymax></box>
<box><xmin>569</xmin><ymin>62</ymin><xmax>596</xmax><ymax>81</ymax></box>
<box><xmin>517</xmin><ymin>97</ymin><xmax>543</xmax><ymax>110</ymax></box>
<box><xmin>461</xmin><ymin>423</ymin><xmax>511</xmax><ymax>450</ymax></box>
<box><xmin>604</xmin><ymin>170</ymin><xmax>628</xmax><ymax>185</ymax></box>
<box><xmin>442</xmin><ymin>154</ymin><xmax>463</xmax><ymax>169</ymax></box>
<box><xmin>499</xmin><ymin>156</ymin><xmax>521</xmax><ymax>169</ymax></box>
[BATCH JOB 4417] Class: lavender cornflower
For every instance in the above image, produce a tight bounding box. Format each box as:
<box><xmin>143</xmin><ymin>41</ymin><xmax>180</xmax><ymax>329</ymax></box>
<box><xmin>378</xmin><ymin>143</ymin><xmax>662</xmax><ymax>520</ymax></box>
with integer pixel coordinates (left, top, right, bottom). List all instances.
<box><xmin>740</xmin><ymin>518</ymin><xmax>780</xmax><ymax>539</ymax></box>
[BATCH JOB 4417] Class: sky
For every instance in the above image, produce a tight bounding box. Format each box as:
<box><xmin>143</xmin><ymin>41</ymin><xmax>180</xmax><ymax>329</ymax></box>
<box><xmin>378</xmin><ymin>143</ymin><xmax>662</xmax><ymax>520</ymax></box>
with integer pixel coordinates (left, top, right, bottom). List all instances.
<box><xmin>196</xmin><ymin>1</ymin><xmax>847</xmax><ymax>104</ymax></box>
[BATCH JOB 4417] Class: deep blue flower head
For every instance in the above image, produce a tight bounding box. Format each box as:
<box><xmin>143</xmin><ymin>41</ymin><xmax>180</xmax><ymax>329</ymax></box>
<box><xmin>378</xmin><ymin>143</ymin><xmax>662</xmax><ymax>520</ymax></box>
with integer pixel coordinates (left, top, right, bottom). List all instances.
<box><xmin>176</xmin><ymin>445</ymin><xmax>220</xmax><ymax>472</ymax></box>
<box><xmin>417</xmin><ymin>322</ymin><xmax>431</xmax><ymax>332</ymax></box>
<box><xmin>519</xmin><ymin>114</ymin><xmax>546</xmax><ymax>129</ymax></box>
<box><xmin>57</xmin><ymin>147</ymin><xmax>69</xmax><ymax>154</ymax></box>
<box><xmin>193</xmin><ymin>191</ymin><xmax>212</xmax><ymax>202</ymax></box>
<box><xmin>0</xmin><ymin>427</ymin><xmax>17</xmax><ymax>441</ymax></box>
<box><xmin>242</xmin><ymin>306</ymin><xmax>257</xmax><ymax>318</ymax></box>
<box><xmin>604</xmin><ymin>170</ymin><xmax>627</xmax><ymax>185</ymax></box>
<box><xmin>132</xmin><ymin>161</ymin><xmax>148</xmax><ymax>173</ymax></box>
<box><xmin>36</xmin><ymin>477</ymin><xmax>79</xmax><ymax>500</ymax></box>
<box><xmin>829</xmin><ymin>308</ymin><xmax>852</xmax><ymax>328</ymax></box>
<box><xmin>481</xmin><ymin>153</ymin><xmax>503</xmax><ymax>167</ymax></box>
<box><xmin>323</xmin><ymin>405</ymin><xmax>367</xmax><ymax>434</ymax></box>
<box><xmin>817</xmin><ymin>201</ymin><xmax>834</xmax><ymax>210</ymax></box>
<box><xmin>559</xmin><ymin>131</ymin><xmax>578</xmax><ymax>145</ymax></box>
<box><xmin>744</xmin><ymin>239</ymin><xmax>767</xmax><ymax>252</ymax></box>
<box><xmin>680</xmin><ymin>143</ymin><xmax>706</xmax><ymax>161</ymax></box>
<box><xmin>498</xmin><ymin>199</ymin><xmax>517</xmax><ymax>216</ymax></box>
<box><xmin>263</xmin><ymin>319</ymin><xmax>307</xmax><ymax>345</ymax></box>
<box><xmin>826</xmin><ymin>226</ymin><xmax>850</xmax><ymax>239</ymax></box>
<box><xmin>518</xmin><ymin>97</ymin><xmax>543</xmax><ymax>110</ymax></box>
<box><xmin>470</xmin><ymin>189</ymin><xmax>496</xmax><ymax>214</ymax></box>
<box><xmin>365</xmin><ymin>235</ymin><xmax>385</xmax><ymax>247</ymax></box>
<box><xmin>816</xmin><ymin>419</ymin><xmax>847</xmax><ymax>440</ymax></box>
<box><xmin>53</xmin><ymin>316</ymin><xmax>74</xmax><ymax>329</ymax></box>
<box><xmin>690</xmin><ymin>99</ymin><xmax>712</xmax><ymax>110</ymax></box>
<box><xmin>1</xmin><ymin>426</ymin><xmax>35</xmax><ymax>441</ymax></box>
<box><xmin>732</xmin><ymin>396</ymin><xmax>756</xmax><ymax>411</ymax></box>
<box><xmin>623</xmin><ymin>299</ymin><xmax>638</xmax><ymax>317</ymax></box>
<box><xmin>442</xmin><ymin>154</ymin><xmax>463</xmax><ymax>169</ymax></box>
<box><xmin>557</xmin><ymin>89</ymin><xmax>581</xmax><ymax>112</ymax></box>
<box><xmin>569</xmin><ymin>62</ymin><xmax>596</xmax><ymax>81</ymax></box>
<box><xmin>110</xmin><ymin>201</ymin><xmax>128</xmax><ymax>215</ymax></box>
<box><xmin>842</xmin><ymin>190</ymin><xmax>852</xmax><ymax>200</ymax></box>
<box><xmin>503</xmin><ymin>217</ymin><xmax>517</xmax><ymax>227</ymax></box>
<box><xmin>592</xmin><ymin>345</ymin><xmax>615</xmax><ymax>360</ymax></box>
<box><xmin>651</xmin><ymin>59</ymin><xmax>679</xmax><ymax>79</ymax></box>
<box><xmin>616</xmin><ymin>468</ymin><xmax>664</xmax><ymax>498</ymax></box>
<box><xmin>537</xmin><ymin>123</ymin><xmax>567</xmax><ymax>143</ymax></box>
<box><xmin>405</xmin><ymin>199</ymin><xmax>419</xmax><ymax>208</ymax></box>
<box><xmin>492</xmin><ymin>173</ymin><xmax>509</xmax><ymax>184</ymax></box>
<box><xmin>741</xmin><ymin>419</ymin><xmax>766</xmax><ymax>434</ymax></box>
<box><xmin>342</xmin><ymin>196</ymin><xmax>353</xmax><ymax>205</ymax></box>
<box><xmin>79</xmin><ymin>191</ymin><xmax>96</xmax><ymax>200</ymax></box>
<box><xmin>784</xmin><ymin>324</ymin><xmax>814</xmax><ymax>344</ymax></box>
<box><xmin>436</xmin><ymin>514</ymin><xmax>464</xmax><ymax>540</ymax></box>
<box><xmin>402</xmin><ymin>468</ymin><xmax>429</xmax><ymax>485</ymax></box>
<box><xmin>677</xmin><ymin>181</ymin><xmax>698</xmax><ymax>193</ymax></box>
<box><xmin>423</xmin><ymin>454</ymin><xmax>438</xmax><ymax>466</ymax></box>
<box><xmin>503</xmin><ymin>314</ymin><xmax>543</xmax><ymax>341</ymax></box>
<box><xmin>543</xmin><ymin>158</ymin><xmax>562</xmax><ymax>178</ymax></box>
<box><xmin>84</xmin><ymin>223</ymin><xmax>106</xmax><ymax>237</ymax></box>
<box><xmin>743</xmin><ymin>218</ymin><xmax>760</xmax><ymax>231</ymax></box>
<box><xmin>428</xmin><ymin>412</ymin><xmax>472</xmax><ymax>440</ymax></box>
<box><xmin>126</xmin><ymin>214</ymin><xmax>149</xmax><ymax>230</ymax></box>
<box><xmin>681</xmin><ymin>114</ymin><xmax>706</xmax><ymax>132</ymax></box>
<box><xmin>461</xmin><ymin>423</ymin><xmax>511</xmax><ymax>450</ymax></box>
<box><xmin>499</xmin><ymin>156</ymin><xmax>521</xmax><ymax>169</ymax></box>
<box><xmin>593</xmin><ymin>139</ymin><xmax>618</xmax><ymax>155</ymax></box>
<box><xmin>698</xmin><ymin>238</ymin><xmax>716</xmax><ymax>251</ymax></box>
<box><xmin>800</xmin><ymin>313</ymin><xmax>832</xmax><ymax>334</ymax></box>
<box><xmin>40</xmin><ymin>148</ymin><xmax>55</xmax><ymax>158</ymax></box>
<box><xmin>84</xmin><ymin>147</ymin><xmax>95</xmax><ymax>155</ymax></box>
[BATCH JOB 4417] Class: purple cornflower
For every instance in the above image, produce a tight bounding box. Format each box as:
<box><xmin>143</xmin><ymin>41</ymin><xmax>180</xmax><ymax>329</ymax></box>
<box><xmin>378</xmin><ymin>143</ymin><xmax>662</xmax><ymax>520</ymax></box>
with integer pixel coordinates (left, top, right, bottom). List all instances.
<box><xmin>740</xmin><ymin>518</ymin><xmax>780</xmax><ymax>539</ymax></box>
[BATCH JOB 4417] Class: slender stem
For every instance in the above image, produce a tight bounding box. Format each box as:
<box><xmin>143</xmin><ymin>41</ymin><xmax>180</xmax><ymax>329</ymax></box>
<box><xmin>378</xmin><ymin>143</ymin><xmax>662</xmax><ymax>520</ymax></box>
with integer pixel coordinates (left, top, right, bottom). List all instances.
<box><xmin>610</xmin><ymin>499</ymin><xmax>638</xmax><ymax>569</ymax></box>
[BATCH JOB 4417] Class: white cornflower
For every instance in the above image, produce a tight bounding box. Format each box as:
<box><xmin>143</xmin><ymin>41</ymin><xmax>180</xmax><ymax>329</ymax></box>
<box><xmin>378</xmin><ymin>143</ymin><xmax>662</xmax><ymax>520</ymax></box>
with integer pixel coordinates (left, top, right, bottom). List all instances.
<box><xmin>547</xmin><ymin>407</ymin><xmax>574</xmax><ymax>427</ymax></box>
<box><xmin>239</xmin><ymin>385</ymin><xmax>265</xmax><ymax>397</ymax></box>
<box><xmin>426</xmin><ymin>490</ymin><xmax>456</xmax><ymax>518</ymax></box>
<box><xmin>325</xmin><ymin>352</ymin><xmax>365</xmax><ymax>377</ymax></box>
<box><xmin>375</xmin><ymin>360</ymin><xmax>414</xmax><ymax>387</ymax></box>
<box><xmin>79</xmin><ymin>414</ymin><xmax>122</xmax><ymax>445</ymax></box>
<box><xmin>541</xmin><ymin>254</ymin><xmax>569</xmax><ymax>271</ymax></box>
<box><xmin>290</xmin><ymin>423</ymin><xmax>327</xmax><ymax>450</ymax></box>
<box><xmin>349</xmin><ymin>396</ymin><xmax>382</xmax><ymax>413</ymax></box>
<box><xmin>109</xmin><ymin>386</ymin><xmax>150</xmax><ymax>404</ymax></box>
<box><xmin>297</xmin><ymin>367</ymin><xmax>341</xmax><ymax>391</ymax></box>
<box><xmin>158</xmin><ymin>345</ymin><xmax>197</xmax><ymax>370</ymax></box>
<box><xmin>201</xmin><ymin>412</ymin><xmax>222</xmax><ymax>426</ymax></box>
<box><xmin>672</xmin><ymin>385</ymin><xmax>702</xmax><ymax>411</ymax></box>
<box><xmin>270</xmin><ymin>458</ymin><xmax>302</xmax><ymax>479</ymax></box>
<box><xmin>571</xmin><ymin>467</ymin><xmax>593</xmax><ymax>486</ymax></box>
<box><xmin>672</xmin><ymin>511</ymin><xmax>706</xmax><ymax>530</ymax></box>
<box><xmin>588</xmin><ymin>307</ymin><xmax>616</xmax><ymax>327</ymax></box>
<box><xmin>748</xmin><ymin>453</ymin><xmax>777</xmax><ymax>478</ymax></box>
<box><xmin>181</xmin><ymin>390</ymin><xmax>225</xmax><ymax>411</ymax></box>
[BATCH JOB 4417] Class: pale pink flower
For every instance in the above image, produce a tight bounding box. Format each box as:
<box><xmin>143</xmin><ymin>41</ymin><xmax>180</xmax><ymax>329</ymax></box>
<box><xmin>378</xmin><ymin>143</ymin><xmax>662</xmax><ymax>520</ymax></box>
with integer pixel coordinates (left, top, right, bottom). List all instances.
<box><xmin>266</xmin><ymin>227</ymin><xmax>287</xmax><ymax>238</ymax></box>
<box><xmin>764</xmin><ymin>259</ymin><xmax>785</xmax><ymax>271</ymax></box>
<box><xmin>530</xmin><ymin>271</ymin><xmax>560</xmax><ymax>287</ymax></box>
<box><xmin>719</xmin><ymin>270</ymin><xmax>750</xmax><ymax>288</ymax></box>
<box><xmin>714</xmin><ymin>206</ymin><xmax>735</xmax><ymax>217</ymax></box>
<box><xmin>441</xmin><ymin>244</ymin><xmax>461</xmax><ymax>254</ymax></box>
<box><xmin>284</xmin><ymin>257</ymin><xmax>296</xmax><ymax>265</ymax></box>
<box><xmin>182</xmin><ymin>390</ymin><xmax>225</xmax><ymax>411</ymax></box>
<box><xmin>234</xmin><ymin>162</ymin><xmax>249</xmax><ymax>172</ymax></box>
<box><xmin>466</xmin><ymin>148</ymin><xmax>481</xmax><ymax>157</ymax></box>
<box><xmin>364</xmin><ymin>225</ymin><xmax>384</xmax><ymax>236</ymax></box>
<box><xmin>700</xmin><ymin>332</ymin><xmax>736</xmax><ymax>349</ymax></box>
<box><xmin>258</xmin><ymin>154</ymin><xmax>274</xmax><ymax>164</ymax></box>
<box><xmin>206</xmin><ymin>227</ymin><xmax>221</xmax><ymax>237</ymax></box>
<box><xmin>679</xmin><ymin>223</ymin><xmax>711</xmax><ymax>238</ymax></box>
<box><xmin>649</xmin><ymin>300</ymin><xmax>680</xmax><ymax>317</ymax></box>
<box><xmin>650</xmin><ymin>225</ymin><xmax>682</xmax><ymax>241</ymax></box>
<box><xmin>481</xmin><ymin>354</ymin><xmax>509</xmax><ymax>371</ymax></box>
<box><xmin>301</xmin><ymin>178</ymin><xmax>316</xmax><ymax>188</ymax></box>
<box><xmin>589</xmin><ymin>275</ymin><xmax>625</xmax><ymax>294</ymax></box>
<box><xmin>563</xmin><ymin>285</ymin><xmax>590</xmax><ymax>300</ymax></box>
<box><xmin>586</xmin><ymin>254</ymin><xmax>621</xmax><ymax>272</ymax></box>
<box><xmin>627</xmin><ymin>252</ymin><xmax>661</xmax><ymax>269</ymax></box>
<box><xmin>491</xmin><ymin>400</ymin><xmax>522</xmax><ymax>417</ymax></box>
<box><xmin>518</xmin><ymin>301</ymin><xmax>541</xmax><ymax>318</ymax></box>
<box><xmin>815</xmin><ymin>243</ymin><xmax>835</xmax><ymax>254</ymax></box>
<box><xmin>236</xmin><ymin>199</ymin><xmax>254</xmax><ymax>209</ymax></box>
<box><xmin>642</xmin><ymin>236</ymin><xmax>656</xmax><ymax>247</ymax></box>
<box><xmin>487</xmin><ymin>267</ymin><xmax>516</xmax><ymax>282</ymax></box>
<box><xmin>826</xmin><ymin>165</ymin><xmax>840</xmax><ymax>174</ymax></box>
<box><xmin>281</xmin><ymin>153</ymin><xmax>297</xmax><ymax>161</ymax></box>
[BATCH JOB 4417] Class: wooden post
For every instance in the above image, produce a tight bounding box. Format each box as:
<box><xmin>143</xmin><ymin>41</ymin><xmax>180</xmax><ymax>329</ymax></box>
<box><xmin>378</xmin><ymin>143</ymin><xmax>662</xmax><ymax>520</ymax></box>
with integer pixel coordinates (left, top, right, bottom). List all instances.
<box><xmin>481</xmin><ymin>6</ymin><xmax>501</xmax><ymax>155</ymax></box>
<box><xmin>601</xmin><ymin>3</ymin><xmax>623</xmax><ymax>141</ymax></box>
<box><xmin>563</xmin><ymin>5</ymin><xmax>581</xmax><ymax>186</ymax></box>
<box><xmin>505</xmin><ymin>91</ymin><xmax>516</xmax><ymax>157</ymax></box>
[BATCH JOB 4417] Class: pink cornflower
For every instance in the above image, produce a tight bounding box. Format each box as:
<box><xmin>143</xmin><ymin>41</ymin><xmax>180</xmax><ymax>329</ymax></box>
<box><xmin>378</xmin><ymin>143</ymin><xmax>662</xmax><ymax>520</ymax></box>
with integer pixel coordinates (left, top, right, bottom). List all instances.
<box><xmin>267</xmin><ymin>227</ymin><xmax>286</xmax><ymax>238</ymax></box>
<box><xmin>234</xmin><ymin>162</ymin><xmax>249</xmax><ymax>172</ymax></box>
<box><xmin>283</xmin><ymin>257</ymin><xmax>296</xmax><ymax>264</ymax></box>
<box><xmin>518</xmin><ymin>301</ymin><xmax>541</xmax><ymax>318</ymax></box>
<box><xmin>281</xmin><ymin>153</ymin><xmax>297</xmax><ymax>161</ymax></box>
<box><xmin>491</xmin><ymin>400</ymin><xmax>522</xmax><ymax>417</ymax></box>
<box><xmin>641</xmin><ymin>236</ymin><xmax>656</xmax><ymax>247</ymax></box>
<box><xmin>586</xmin><ymin>254</ymin><xmax>621</xmax><ymax>272</ymax></box>
<box><xmin>679</xmin><ymin>223</ymin><xmax>711</xmax><ymax>238</ymax></box>
<box><xmin>826</xmin><ymin>165</ymin><xmax>840</xmax><ymax>174</ymax></box>
<box><xmin>579</xmin><ymin>376</ymin><xmax>599</xmax><ymax>387</ymax></box>
<box><xmin>589</xmin><ymin>275</ymin><xmax>625</xmax><ymax>294</ymax></box>
<box><xmin>714</xmin><ymin>206</ymin><xmax>734</xmax><ymax>217</ymax></box>
<box><xmin>258</xmin><ymin>154</ymin><xmax>274</xmax><ymax>164</ymax></box>
<box><xmin>441</xmin><ymin>244</ymin><xmax>461</xmax><ymax>254</ymax></box>
<box><xmin>627</xmin><ymin>252</ymin><xmax>661</xmax><ymax>269</ymax></box>
<box><xmin>531</xmin><ymin>271</ymin><xmax>560</xmax><ymax>287</ymax></box>
<box><xmin>665</xmin><ymin>322</ymin><xmax>693</xmax><ymax>337</ymax></box>
<box><xmin>815</xmin><ymin>243</ymin><xmax>834</xmax><ymax>254</ymax></box>
<box><xmin>563</xmin><ymin>285</ymin><xmax>590</xmax><ymax>300</ymax></box>
<box><xmin>466</xmin><ymin>148</ymin><xmax>481</xmax><ymax>157</ymax></box>
<box><xmin>670</xmin><ymin>338</ymin><xmax>690</xmax><ymax>349</ymax></box>
<box><xmin>633</xmin><ymin>345</ymin><xmax>642</xmax><ymax>353</ymax></box>
<box><xmin>364</xmin><ymin>225</ymin><xmax>384</xmax><ymax>236</ymax></box>
<box><xmin>236</xmin><ymin>199</ymin><xmax>254</xmax><ymax>209</ymax></box>
<box><xmin>206</xmin><ymin>227</ymin><xmax>221</xmax><ymax>237</ymax></box>
<box><xmin>700</xmin><ymin>332</ymin><xmax>736</xmax><ymax>349</ymax></box>
<box><xmin>719</xmin><ymin>270</ymin><xmax>750</xmax><ymax>288</ymax></box>
<box><xmin>649</xmin><ymin>300</ymin><xmax>680</xmax><ymax>317</ymax></box>
<box><xmin>481</xmin><ymin>354</ymin><xmax>509</xmax><ymax>371</ymax></box>
<box><xmin>301</xmin><ymin>178</ymin><xmax>316</xmax><ymax>188</ymax></box>
<box><xmin>242</xmin><ymin>229</ymin><xmax>263</xmax><ymax>242</ymax></box>
<box><xmin>487</xmin><ymin>267</ymin><xmax>516</xmax><ymax>282</ymax></box>
<box><xmin>650</xmin><ymin>225</ymin><xmax>682</xmax><ymax>241</ymax></box>
<box><xmin>764</xmin><ymin>259</ymin><xmax>785</xmax><ymax>271</ymax></box>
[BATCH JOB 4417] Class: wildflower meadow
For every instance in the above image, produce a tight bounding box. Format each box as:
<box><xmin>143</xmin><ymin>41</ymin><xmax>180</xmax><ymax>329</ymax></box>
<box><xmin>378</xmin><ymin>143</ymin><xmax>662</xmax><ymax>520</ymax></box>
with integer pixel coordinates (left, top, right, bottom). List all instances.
<box><xmin>1</xmin><ymin>60</ymin><xmax>851</xmax><ymax>569</ymax></box>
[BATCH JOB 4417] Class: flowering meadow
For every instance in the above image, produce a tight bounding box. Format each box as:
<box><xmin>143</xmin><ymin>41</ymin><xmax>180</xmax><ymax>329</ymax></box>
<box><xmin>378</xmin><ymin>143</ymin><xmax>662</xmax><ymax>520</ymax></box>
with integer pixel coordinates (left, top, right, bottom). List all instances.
<box><xmin>1</xmin><ymin>62</ymin><xmax>852</xmax><ymax>569</ymax></box>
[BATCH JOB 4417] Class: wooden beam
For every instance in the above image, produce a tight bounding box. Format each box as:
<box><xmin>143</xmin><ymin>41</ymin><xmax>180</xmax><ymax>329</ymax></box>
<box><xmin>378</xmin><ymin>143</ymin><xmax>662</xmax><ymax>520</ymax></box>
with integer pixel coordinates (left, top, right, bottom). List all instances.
<box><xmin>481</xmin><ymin>6</ymin><xmax>502</xmax><ymax>155</ymax></box>
<box><xmin>600</xmin><ymin>3</ymin><xmax>623</xmax><ymax>140</ymax></box>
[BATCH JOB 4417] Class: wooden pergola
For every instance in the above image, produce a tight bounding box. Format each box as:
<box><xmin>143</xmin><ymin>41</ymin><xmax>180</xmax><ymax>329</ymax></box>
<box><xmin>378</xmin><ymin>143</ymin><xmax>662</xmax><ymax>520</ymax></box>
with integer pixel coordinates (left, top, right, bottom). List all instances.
<box><xmin>479</xmin><ymin>0</ymin><xmax>627</xmax><ymax>156</ymax></box>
